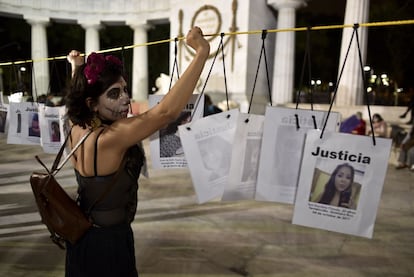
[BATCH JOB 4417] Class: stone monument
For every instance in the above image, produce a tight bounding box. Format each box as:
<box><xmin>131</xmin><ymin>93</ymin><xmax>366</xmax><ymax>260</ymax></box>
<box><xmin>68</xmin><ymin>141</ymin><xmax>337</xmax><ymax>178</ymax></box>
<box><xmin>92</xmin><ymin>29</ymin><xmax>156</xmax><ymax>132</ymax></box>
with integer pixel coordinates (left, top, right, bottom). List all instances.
<box><xmin>170</xmin><ymin>0</ymin><xmax>277</xmax><ymax>113</ymax></box>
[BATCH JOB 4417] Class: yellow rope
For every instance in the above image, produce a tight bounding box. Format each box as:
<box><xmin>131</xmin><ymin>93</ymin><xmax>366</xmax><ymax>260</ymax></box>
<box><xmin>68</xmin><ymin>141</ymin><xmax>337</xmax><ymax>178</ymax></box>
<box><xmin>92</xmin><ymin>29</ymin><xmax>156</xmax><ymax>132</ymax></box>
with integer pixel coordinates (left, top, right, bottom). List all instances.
<box><xmin>1</xmin><ymin>19</ymin><xmax>413</xmax><ymax>66</ymax></box>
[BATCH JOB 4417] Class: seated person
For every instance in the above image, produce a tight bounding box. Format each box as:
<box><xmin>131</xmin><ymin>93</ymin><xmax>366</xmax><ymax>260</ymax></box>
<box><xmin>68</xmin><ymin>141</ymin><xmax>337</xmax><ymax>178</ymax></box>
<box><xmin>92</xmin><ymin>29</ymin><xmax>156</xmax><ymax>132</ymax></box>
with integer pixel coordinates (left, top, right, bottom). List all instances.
<box><xmin>396</xmin><ymin>126</ymin><xmax>414</xmax><ymax>171</ymax></box>
<box><xmin>367</xmin><ymin>113</ymin><xmax>388</xmax><ymax>137</ymax></box>
<box><xmin>339</xmin><ymin>112</ymin><xmax>366</xmax><ymax>135</ymax></box>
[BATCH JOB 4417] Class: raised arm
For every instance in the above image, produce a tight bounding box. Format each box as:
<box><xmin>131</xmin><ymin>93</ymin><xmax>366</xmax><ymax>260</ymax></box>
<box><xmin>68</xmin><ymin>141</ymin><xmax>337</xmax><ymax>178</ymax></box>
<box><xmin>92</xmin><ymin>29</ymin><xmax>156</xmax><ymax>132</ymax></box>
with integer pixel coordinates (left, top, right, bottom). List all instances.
<box><xmin>67</xmin><ymin>50</ymin><xmax>85</xmax><ymax>78</ymax></box>
<box><xmin>108</xmin><ymin>26</ymin><xmax>210</xmax><ymax>147</ymax></box>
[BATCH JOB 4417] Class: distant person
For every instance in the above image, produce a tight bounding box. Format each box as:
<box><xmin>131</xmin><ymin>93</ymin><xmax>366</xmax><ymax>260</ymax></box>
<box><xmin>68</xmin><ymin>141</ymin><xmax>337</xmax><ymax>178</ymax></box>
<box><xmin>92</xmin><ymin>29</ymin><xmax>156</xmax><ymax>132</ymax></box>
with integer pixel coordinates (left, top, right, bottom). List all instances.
<box><xmin>399</xmin><ymin>95</ymin><xmax>414</xmax><ymax>124</ymax></box>
<box><xmin>38</xmin><ymin>93</ymin><xmax>55</xmax><ymax>106</ymax></box>
<box><xmin>203</xmin><ymin>94</ymin><xmax>222</xmax><ymax>116</ymax></box>
<box><xmin>314</xmin><ymin>163</ymin><xmax>357</xmax><ymax>209</ymax></box>
<box><xmin>367</xmin><ymin>113</ymin><xmax>388</xmax><ymax>137</ymax></box>
<box><xmin>351</xmin><ymin>112</ymin><xmax>366</xmax><ymax>135</ymax></box>
<box><xmin>339</xmin><ymin>111</ymin><xmax>366</xmax><ymax>135</ymax></box>
<box><xmin>395</xmin><ymin>125</ymin><xmax>414</xmax><ymax>171</ymax></box>
<box><xmin>45</xmin><ymin>93</ymin><xmax>56</xmax><ymax>107</ymax></box>
<box><xmin>37</xmin><ymin>94</ymin><xmax>47</xmax><ymax>104</ymax></box>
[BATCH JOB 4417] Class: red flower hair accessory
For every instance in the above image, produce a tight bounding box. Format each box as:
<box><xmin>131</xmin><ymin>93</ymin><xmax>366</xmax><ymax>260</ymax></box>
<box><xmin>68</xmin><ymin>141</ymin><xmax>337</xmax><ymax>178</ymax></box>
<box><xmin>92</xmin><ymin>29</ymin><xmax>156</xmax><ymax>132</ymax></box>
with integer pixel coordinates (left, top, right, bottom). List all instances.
<box><xmin>84</xmin><ymin>52</ymin><xmax>105</xmax><ymax>85</ymax></box>
<box><xmin>84</xmin><ymin>52</ymin><xmax>123</xmax><ymax>85</ymax></box>
<box><xmin>105</xmin><ymin>55</ymin><xmax>122</xmax><ymax>67</ymax></box>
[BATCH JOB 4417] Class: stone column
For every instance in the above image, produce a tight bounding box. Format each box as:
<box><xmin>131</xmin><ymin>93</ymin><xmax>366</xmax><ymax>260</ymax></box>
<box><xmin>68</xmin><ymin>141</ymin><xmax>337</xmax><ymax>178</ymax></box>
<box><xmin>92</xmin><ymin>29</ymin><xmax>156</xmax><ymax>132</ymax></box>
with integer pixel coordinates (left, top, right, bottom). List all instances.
<box><xmin>267</xmin><ymin>0</ymin><xmax>306</xmax><ymax>105</ymax></box>
<box><xmin>128</xmin><ymin>22</ymin><xmax>150</xmax><ymax>102</ymax></box>
<box><xmin>335</xmin><ymin>0</ymin><xmax>370</xmax><ymax>106</ymax></box>
<box><xmin>80</xmin><ymin>21</ymin><xmax>101</xmax><ymax>55</ymax></box>
<box><xmin>25</xmin><ymin>16</ymin><xmax>50</xmax><ymax>101</ymax></box>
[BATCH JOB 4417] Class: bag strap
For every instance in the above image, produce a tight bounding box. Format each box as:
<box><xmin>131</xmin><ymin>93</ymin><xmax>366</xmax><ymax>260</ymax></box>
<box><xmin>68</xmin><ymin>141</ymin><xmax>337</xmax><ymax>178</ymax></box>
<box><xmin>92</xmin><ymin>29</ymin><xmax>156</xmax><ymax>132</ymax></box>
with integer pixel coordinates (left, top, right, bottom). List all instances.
<box><xmin>34</xmin><ymin>126</ymin><xmax>92</xmax><ymax>175</ymax></box>
<box><xmin>35</xmin><ymin>125</ymin><xmax>129</xmax><ymax>220</ymax></box>
<box><xmin>52</xmin><ymin>128</ymin><xmax>93</xmax><ymax>174</ymax></box>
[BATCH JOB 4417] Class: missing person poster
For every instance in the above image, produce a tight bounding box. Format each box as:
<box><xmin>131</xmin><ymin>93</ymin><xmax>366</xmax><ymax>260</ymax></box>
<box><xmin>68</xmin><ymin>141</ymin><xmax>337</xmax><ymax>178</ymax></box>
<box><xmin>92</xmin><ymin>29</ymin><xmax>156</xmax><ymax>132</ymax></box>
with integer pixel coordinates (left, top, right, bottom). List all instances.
<box><xmin>222</xmin><ymin>113</ymin><xmax>265</xmax><ymax>201</ymax></box>
<box><xmin>178</xmin><ymin>109</ymin><xmax>240</xmax><ymax>204</ymax></box>
<box><xmin>0</xmin><ymin>104</ymin><xmax>8</xmax><ymax>135</ymax></box>
<box><xmin>7</xmin><ymin>102</ymin><xmax>41</xmax><ymax>145</ymax></box>
<box><xmin>148</xmin><ymin>94</ymin><xmax>204</xmax><ymax>169</ymax></box>
<box><xmin>255</xmin><ymin>106</ymin><xmax>341</xmax><ymax>204</ymax></box>
<box><xmin>38</xmin><ymin>104</ymin><xmax>66</xmax><ymax>153</ymax></box>
<box><xmin>0</xmin><ymin>92</ymin><xmax>8</xmax><ymax>135</ymax></box>
<box><xmin>292</xmin><ymin>129</ymin><xmax>392</xmax><ymax>238</ymax></box>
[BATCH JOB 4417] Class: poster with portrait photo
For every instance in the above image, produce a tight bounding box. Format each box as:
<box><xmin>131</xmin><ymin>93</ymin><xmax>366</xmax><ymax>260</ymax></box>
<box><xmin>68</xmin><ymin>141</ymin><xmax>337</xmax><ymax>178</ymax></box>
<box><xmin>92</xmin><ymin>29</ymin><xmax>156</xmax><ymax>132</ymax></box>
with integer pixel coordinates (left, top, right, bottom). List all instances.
<box><xmin>255</xmin><ymin>106</ymin><xmax>341</xmax><ymax>204</ymax></box>
<box><xmin>222</xmin><ymin>113</ymin><xmax>265</xmax><ymax>201</ymax></box>
<box><xmin>148</xmin><ymin>94</ymin><xmax>204</xmax><ymax>169</ymax></box>
<box><xmin>0</xmin><ymin>104</ymin><xmax>8</xmax><ymax>135</ymax></box>
<box><xmin>0</xmin><ymin>92</ymin><xmax>8</xmax><ymax>135</ymax></box>
<box><xmin>178</xmin><ymin>109</ymin><xmax>240</xmax><ymax>204</ymax></box>
<box><xmin>292</xmin><ymin>129</ymin><xmax>392</xmax><ymax>238</ymax></box>
<box><xmin>7</xmin><ymin>102</ymin><xmax>41</xmax><ymax>145</ymax></box>
<box><xmin>39</xmin><ymin>104</ymin><xmax>66</xmax><ymax>153</ymax></box>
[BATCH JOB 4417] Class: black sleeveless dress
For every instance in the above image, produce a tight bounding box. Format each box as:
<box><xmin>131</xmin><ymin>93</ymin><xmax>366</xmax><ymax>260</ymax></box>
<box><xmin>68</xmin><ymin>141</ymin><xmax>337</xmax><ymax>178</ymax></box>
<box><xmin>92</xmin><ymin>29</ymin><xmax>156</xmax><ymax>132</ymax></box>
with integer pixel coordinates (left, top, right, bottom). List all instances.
<box><xmin>65</xmin><ymin>129</ymin><xmax>144</xmax><ymax>277</ymax></box>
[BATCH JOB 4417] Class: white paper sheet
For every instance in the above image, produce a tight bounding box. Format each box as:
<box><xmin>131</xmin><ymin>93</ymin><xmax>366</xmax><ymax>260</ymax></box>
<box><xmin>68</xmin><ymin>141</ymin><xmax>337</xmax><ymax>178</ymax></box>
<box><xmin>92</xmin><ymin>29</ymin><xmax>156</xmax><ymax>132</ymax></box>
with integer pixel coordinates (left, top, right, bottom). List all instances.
<box><xmin>7</xmin><ymin>102</ymin><xmax>41</xmax><ymax>145</ymax></box>
<box><xmin>149</xmin><ymin>94</ymin><xmax>204</xmax><ymax>169</ymax></box>
<box><xmin>292</xmin><ymin>129</ymin><xmax>392</xmax><ymax>238</ymax></box>
<box><xmin>222</xmin><ymin>113</ymin><xmax>265</xmax><ymax>201</ymax></box>
<box><xmin>179</xmin><ymin>109</ymin><xmax>239</xmax><ymax>203</ymax></box>
<box><xmin>39</xmin><ymin>105</ymin><xmax>66</xmax><ymax>154</ymax></box>
<box><xmin>255</xmin><ymin>106</ymin><xmax>341</xmax><ymax>204</ymax></box>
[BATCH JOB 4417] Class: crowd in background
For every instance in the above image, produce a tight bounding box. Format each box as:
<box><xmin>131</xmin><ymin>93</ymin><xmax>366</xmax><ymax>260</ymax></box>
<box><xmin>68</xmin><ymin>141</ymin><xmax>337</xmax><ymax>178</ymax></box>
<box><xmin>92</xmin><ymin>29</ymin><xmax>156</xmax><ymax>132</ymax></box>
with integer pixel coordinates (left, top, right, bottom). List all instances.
<box><xmin>339</xmin><ymin>103</ymin><xmax>414</xmax><ymax>172</ymax></box>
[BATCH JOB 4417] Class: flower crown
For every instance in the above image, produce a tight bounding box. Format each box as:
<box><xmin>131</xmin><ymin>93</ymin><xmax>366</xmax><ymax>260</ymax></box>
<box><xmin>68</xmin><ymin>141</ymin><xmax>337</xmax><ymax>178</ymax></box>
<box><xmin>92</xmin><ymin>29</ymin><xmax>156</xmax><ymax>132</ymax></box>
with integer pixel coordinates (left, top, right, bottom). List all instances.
<box><xmin>84</xmin><ymin>52</ymin><xmax>123</xmax><ymax>85</ymax></box>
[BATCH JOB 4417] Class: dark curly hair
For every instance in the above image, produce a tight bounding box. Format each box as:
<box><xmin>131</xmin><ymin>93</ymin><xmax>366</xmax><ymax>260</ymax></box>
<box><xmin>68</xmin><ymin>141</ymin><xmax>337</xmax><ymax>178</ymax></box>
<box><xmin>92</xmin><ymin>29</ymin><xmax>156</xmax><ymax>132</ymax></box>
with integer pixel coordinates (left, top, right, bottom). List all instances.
<box><xmin>65</xmin><ymin>53</ymin><xmax>125</xmax><ymax>128</ymax></box>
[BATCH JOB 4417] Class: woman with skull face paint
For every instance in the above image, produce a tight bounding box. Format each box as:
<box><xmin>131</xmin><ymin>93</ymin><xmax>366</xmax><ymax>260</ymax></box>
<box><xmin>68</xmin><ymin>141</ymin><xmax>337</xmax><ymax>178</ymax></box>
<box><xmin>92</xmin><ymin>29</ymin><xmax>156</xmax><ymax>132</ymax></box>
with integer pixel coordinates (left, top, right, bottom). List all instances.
<box><xmin>64</xmin><ymin>27</ymin><xmax>210</xmax><ymax>277</ymax></box>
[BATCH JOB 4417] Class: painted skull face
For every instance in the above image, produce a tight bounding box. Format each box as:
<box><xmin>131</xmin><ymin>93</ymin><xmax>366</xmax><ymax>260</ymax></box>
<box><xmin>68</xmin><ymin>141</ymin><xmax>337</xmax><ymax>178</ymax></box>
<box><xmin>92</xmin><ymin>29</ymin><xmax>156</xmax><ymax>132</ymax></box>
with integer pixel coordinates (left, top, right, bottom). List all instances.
<box><xmin>96</xmin><ymin>77</ymin><xmax>130</xmax><ymax>121</ymax></box>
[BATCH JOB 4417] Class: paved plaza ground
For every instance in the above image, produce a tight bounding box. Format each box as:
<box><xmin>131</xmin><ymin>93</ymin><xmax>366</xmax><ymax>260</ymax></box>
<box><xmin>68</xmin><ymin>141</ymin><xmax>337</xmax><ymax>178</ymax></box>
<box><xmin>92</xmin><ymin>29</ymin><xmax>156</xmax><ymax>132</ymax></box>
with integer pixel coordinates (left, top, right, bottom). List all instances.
<box><xmin>0</xmin><ymin>135</ymin><xmax>413</xmax><ymax>277</ymax></box>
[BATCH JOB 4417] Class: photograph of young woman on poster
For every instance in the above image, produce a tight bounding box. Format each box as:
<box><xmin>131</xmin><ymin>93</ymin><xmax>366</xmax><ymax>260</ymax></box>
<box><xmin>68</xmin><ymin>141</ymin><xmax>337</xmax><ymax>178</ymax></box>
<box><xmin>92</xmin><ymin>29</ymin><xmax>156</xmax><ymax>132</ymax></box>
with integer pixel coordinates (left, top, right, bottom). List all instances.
<box><xmin>50</xmin><ymin>120</ymin><xmax>61</xmax><ymax>142</ymax></box>
<box><xmin>28</xmin><ymin>113</ymin><xmax>40</xmax><ymax>137</ymax></box>
<box><xmin>198</xmin><ymin>135</ymin><xmax>232</xmax><ymax>182</ymax></box>
<box><xmin>309</xmin><ymin>163</ymin><xmax>361</xmax><ymax>210</ymax></box>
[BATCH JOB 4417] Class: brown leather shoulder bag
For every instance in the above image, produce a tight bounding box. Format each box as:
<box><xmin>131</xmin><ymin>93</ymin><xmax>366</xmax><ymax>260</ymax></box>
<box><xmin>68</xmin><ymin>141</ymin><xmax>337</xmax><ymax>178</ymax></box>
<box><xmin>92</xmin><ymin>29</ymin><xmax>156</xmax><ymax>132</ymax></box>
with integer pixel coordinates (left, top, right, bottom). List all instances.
<box><xmin>30</xmin><ymin>128</ymin><xmax>93</xmax><ymax>249</ymax></box>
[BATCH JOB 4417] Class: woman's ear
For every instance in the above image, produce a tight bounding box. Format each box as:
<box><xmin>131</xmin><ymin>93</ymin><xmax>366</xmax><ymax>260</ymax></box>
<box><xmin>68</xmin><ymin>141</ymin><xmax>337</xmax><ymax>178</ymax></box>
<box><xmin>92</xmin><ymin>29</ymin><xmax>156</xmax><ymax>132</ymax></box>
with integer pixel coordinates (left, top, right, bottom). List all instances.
<box><xmin>85</xmin><ymin>97</ymin><xmax>98</xmax><ymax>112</ymax></box>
